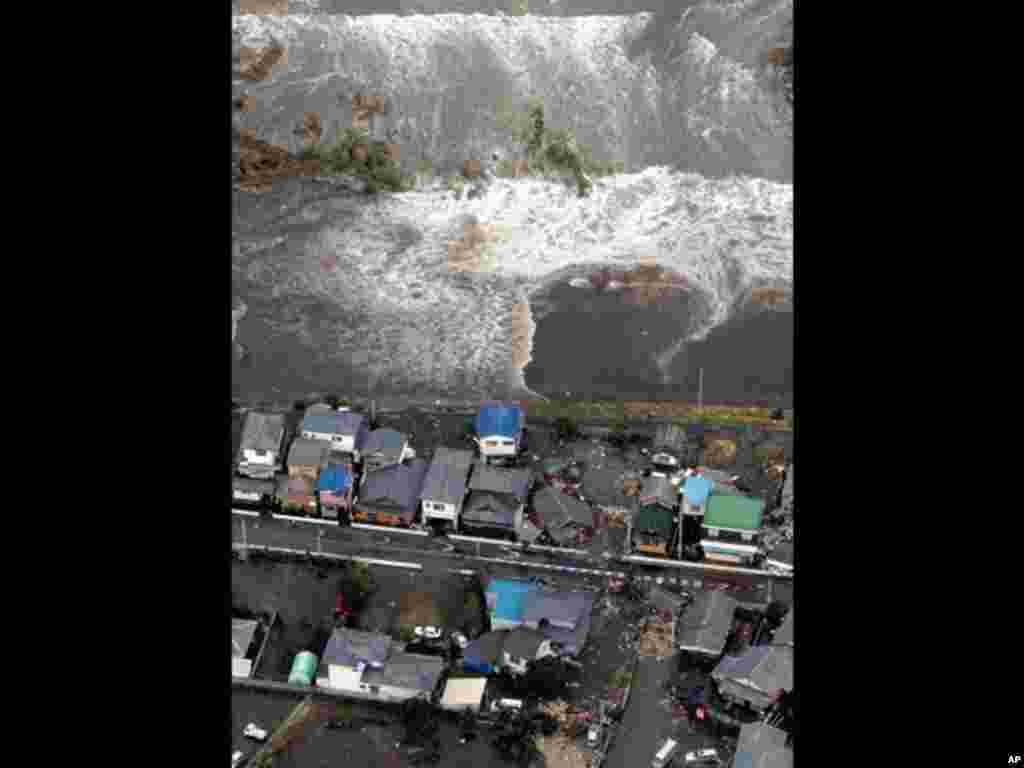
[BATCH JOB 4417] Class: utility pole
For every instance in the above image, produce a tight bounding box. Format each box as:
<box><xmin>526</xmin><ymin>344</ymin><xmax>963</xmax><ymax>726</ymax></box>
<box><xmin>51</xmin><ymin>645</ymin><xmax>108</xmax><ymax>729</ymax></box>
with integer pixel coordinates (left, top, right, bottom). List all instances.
<box><xmin>698</xmin><ymin>368</ymin><xmax>704</xmax><ymax>414</ymax></box>
<box><xmin>240</xmin><ymin>517</ymin><xmax>248</xmax><ymax>561</ymax></box>
<box><xmin>317</xmin><ymin>526</ymin><xmax>322</xmax><ymax>556</ymax></box>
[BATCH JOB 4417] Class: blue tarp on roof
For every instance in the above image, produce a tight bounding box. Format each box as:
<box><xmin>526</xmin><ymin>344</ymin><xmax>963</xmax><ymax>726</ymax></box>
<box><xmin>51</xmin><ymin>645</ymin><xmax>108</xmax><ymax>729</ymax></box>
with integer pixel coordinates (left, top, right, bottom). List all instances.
<box><xmin>682</xmin><ymin>474</ymin><xmax>714</xmax><ymax>505</ymax></box>
<box><xmin>485</xmin><ymin>579</ymin><xmax>534</xmax><ymax>626</ymax></box>
<box><xmin>474</xmin><ymin>403</ymin><xmax>522</xmax><ymax>439</ymax></box>
<box><xmin>317</xmin><ymin>465</ymin><xmax>352</xmax><ymax>494</ymax></box>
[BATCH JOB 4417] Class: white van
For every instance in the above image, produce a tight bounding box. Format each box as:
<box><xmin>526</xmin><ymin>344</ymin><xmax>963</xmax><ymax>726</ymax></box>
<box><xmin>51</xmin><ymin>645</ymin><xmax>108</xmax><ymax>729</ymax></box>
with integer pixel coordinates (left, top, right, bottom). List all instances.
<box><xmin>652</xmin><ymin>738</ymin><xmax>679</xmax><ymax>768</ymax></box>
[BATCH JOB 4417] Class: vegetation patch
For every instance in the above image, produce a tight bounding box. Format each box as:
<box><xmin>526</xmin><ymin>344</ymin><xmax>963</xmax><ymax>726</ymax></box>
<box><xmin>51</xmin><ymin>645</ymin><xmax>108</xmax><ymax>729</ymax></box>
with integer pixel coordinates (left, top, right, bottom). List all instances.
<box><xmin>298</xmin><ymin>128</ymin><xmax>413</xmax><ymax>194</ymax></box>
<box><xmin>496</xmin><ymin>97</ymin><xmax>624</xmax><ymax>197</ymax></box>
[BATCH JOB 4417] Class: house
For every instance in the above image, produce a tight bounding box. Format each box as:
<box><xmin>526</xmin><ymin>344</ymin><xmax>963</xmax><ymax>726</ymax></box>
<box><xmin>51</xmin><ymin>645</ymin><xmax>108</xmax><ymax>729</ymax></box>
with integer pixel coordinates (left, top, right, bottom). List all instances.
<box><xmin>473</xmin><ymin>401</ymin><xmax>525</xmax><ymax>463</ymax></box>
<box><xmin>233</xmin><ymin>476</ymin><xmax>275</xmax><ymax>507</ymax></box>
<box><xmin>299</xmin><ymin>407</ymin><xmax>370</xmax><ymax>461</ymax></box>
<box><xmin>461</xmin><ymin>463</ymin><xmax>531</xmax><ymax>539</ymax></box>
<box><xmin>353</xmin><ymin>459</ymin><xmax>429</xmax><ymax>527</ymax></box>
<box><xmin>316</xmin><ymin>628</ymin><xmax>445</xmax><ymax>702</ymax></box>
<box><xmin>419</xmin><ymin>447</ymin><xmax>474</xmax><ymax>533</ymax></box>
<box><xmin>462</xmin><ymin>630</ymin><xmax>510</xmax><ymax>674</ymax></box>
<box><xmin>676</xmin><ymin>590</ymin><xmax>738</xmax><ymax>660</ymax></box>
<box><xmin>532</xmin><ymin>486</ymin><xmax>594</xmax><ymax>546</ymax></box>
<box><xmin>697</xmin><ymin>467</ymin><xmax>739</xmax><ymax>488</ymax></box>
<box><xmin>701</xmin><ymin>492</ymin><xmax>765</xmax><ymax>565</ymax></box>
<box><xmin>361</xmin><ymin>428</ymin><xmax>414</xmax><ymax>475</ymax></box>
<box><xmin>360</xmin><ymin>653</ymin><xmax>446</xmax><ymax>702</ymax></box>
<box><xmin>439</xmin><ymin>675</ymin><xmax>489</xmax><ymax>712</ymax></box>
<box><xmin>287</xmin><ymin>438</ymin><xmax>329</xmax><ymax>482</ymax></box>
<box><xmin>316</xmin><ymin>628</ymin><xmax>392</xmax><ymax>690</ymax></box>
<box><xmin>521</xmin><ymin>589</ymin><xmax>595</xmax><ymax>656</ymax></box>
<box><xmin>712</xmin><ymin>645</ymin><xmax>794</xmax><ymax>712</ymax></box>
<box><xmin>278</xmin><ymin>475</ymin><xmax>318</xmax><ymax>515</ymax></box>
<box><xmin>232</xmin><ymin>618</ymin><xmax>259</xmax><ymax>678</ymax></box>
<box><xmin>484</xmin><ymin>578</ymin><xmax>534</xmax><ymax>630</ymax></box>
<box><xmin>732</xmin><ymin>723</ymin><xmax>793</xmax><ymax>768</ymax></box>
<box><xmin>316</xmin><ymin>463</ymin><xmax>354</xmax><ymax>520</ymax></box>
<box><xmin>640</xmin><ymin>476</ymin><xmax>677</xmax><ymax>510</ymax></box>
<box><xmin>237</xmin><ymin>412</ymin><xmax>286</xmax><ymax>479</ymax></box>
<box><xmin>500</xmin><ymin>627</ymin><xmax>555</xmax><ymax>674</ymax></box>
<box><xmin>633</xmin><ymin>503</ymin><xmax>675</xmax><ymax>557</ymax></box>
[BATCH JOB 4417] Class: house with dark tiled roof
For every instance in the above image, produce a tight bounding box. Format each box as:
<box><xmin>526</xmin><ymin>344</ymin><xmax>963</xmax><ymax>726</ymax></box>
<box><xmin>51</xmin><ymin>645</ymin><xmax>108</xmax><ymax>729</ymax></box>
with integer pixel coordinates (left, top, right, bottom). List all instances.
<box><xmin>461</xmin><ymin>463</ymin><xmax>531</xmax><ymax>539</ymax></box>
<box><xmin>316</xmin><ymin>628</ymin><xmax>444</xmax><ymax>702</ymax></box>
<box><xmin>732</xmin><ymin>723</ymin><xmax>793</xmax><ymax>768</ymax></box>
<box><xmin>353</xmin><ymin>459</ymin><xmax>429</xmax><ymax>527</ymax></box>
<box><xmin>712</xmin><ymin>645</ymin><xmax>794</xmax><ymax>712</ymax></box>
<box><xmin>532</xmin><ymin>486</ymin><xmax>594</xmax><ymax>546</ymax></box>
<box><xmin>676</xmin><ymin>590</ymin><xmax>738</xmax><ymax>660</ymax></box>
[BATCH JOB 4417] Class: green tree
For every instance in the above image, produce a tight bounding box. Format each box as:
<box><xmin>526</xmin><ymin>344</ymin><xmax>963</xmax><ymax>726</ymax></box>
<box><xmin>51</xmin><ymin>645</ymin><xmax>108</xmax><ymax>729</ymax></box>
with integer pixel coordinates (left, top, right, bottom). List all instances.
<box><xmin>554</xmin><ymin>415</ymin><xmax>579</xmax><ymax>441</ymax></box>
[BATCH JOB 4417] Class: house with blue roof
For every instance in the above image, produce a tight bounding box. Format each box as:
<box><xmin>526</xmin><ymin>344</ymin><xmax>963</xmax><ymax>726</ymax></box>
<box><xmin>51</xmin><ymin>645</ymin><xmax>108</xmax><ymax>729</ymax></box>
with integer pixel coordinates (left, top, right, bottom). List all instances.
<box><xmin>317</xmin><ymin>463</ymin><xmax>354</xmax><ymax>520</ymax></box>
<box><xmin>680</xmin><ymin>472</ymin><xmax>715</xmax><ymax>551</ymax></box>
<box><xmin>484</xmin><ymin>578</ymin><xmax>535</xmax><ymax>630</ymax></box>
<box><xmin>473</xmin><ymin>402</ymin><xmax>525</xmax><ymax>463</ymax></box>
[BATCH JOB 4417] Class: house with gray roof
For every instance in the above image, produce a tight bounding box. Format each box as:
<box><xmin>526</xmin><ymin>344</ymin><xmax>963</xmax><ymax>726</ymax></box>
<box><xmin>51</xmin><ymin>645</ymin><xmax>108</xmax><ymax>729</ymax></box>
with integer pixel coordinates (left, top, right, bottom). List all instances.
<box><xmin>300</xmin><ymin>408</ymin><xmax>370</xmax><ymax>460</ymax></box>
<box><xmin>712</xmin><ymin>645</ymin><xmax>794</xmax><ymax>712</ymax></box>
<box><xmin>646</xmin><ymin>585</ymin><xmax>687</xmax><ymax>618</ymax></box>
<box><xmin>521</xmin><ymin>589</ymin><xmax>596</xmax><ymax>656</ymax></box>
<box><xmin>676</xmin><ymin>590</ymin><xmax>738</xmax><ymax>659</ymax></box>
<box><xmin>419</xmin><ymin>447</ymin><xmax>474</xmax><ymax>533</ymax></box>
<box><xmin>361</xmin><ymin>428</ymin><xmax>413</xmax><ymax>474</ymax></box>
<box><xmin>359</xmin><ymin>653</ymin><xmax>446</xmax><ymax>702</ymax></box>
<box><xmin>532</xmin><ymin>486</ymin><xmax>594</xmax><ymax>545</ymax></box>
<box><xmin>353</xmin><ymin>459</ymin><xmax>429</xmax><ymax>527</ymax></box>
<box><xmin>461</xmin><ymin>463</ymin><xmax>532</xmax><ymax>539</ymax></box>
<box><xmin>500</xmin><ymin>627</ymin><xmax>555</xmax><ymax>675</ymax></box>
<box><xmin>237</xmin><ymin>412</ymin><xmax>286</xmax><ymax>479</ymax></box>
<box><xmin>733</xmin><ymin>723</ymin><xmax>793</xmax><ymax>768</ymax></box>
<box><xmin>287</xmin><ymin>438</ymin><xmax>330</xmax><ymax>482</ymax></box>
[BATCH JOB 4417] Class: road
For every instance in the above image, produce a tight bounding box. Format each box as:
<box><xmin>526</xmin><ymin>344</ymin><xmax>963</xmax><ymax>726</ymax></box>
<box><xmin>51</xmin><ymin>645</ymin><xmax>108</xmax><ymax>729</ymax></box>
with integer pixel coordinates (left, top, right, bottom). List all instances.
<box><xmin>232</xmin><ymin>515</ymin><xmax>781</xmax><ymax>601</ymax></box>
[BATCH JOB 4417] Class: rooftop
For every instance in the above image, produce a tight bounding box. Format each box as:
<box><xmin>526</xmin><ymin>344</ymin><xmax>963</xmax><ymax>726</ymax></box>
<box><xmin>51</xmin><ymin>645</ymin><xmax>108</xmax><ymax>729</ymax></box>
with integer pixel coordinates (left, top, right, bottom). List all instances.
<box><xmin>521</xmin><ymin>589</ymin><xmax>595</xmax><ymax>631</ymax></box>
<box><xmin>321</xmin><ymin>628</ymin><xmax>392</xmax><ymax>670</ymax></box>
<box><xmin>316</xmin><ymin>464</ymin><xmax>352</xmax><ymax>494</ymax></box>
<box><xmin>712</xmin><ymin>645</ymin><xmax>794</xmax><ymax>698</ymax></box>
<box><xmin>288</xmin><ymin>438</ymin><xmax>329</xmax><ymax>468</ymax></box>
<box><xmin>502</xmin><ymin>626</ymin><xmax>548</xmax><ymax>660</ymax></box>
<box><xmin>640</xmin><ymin>475</ymin><xmax>677</xmax><ymax>507</ymax></box>
<box><xmin>440</xmin><ymin>676</ymin><xmax>488</xmax><ymax>710</ymax></box>
<box><xmin>419</xmin><ymin>446</ymin><xmax>474</xmax><ymax>505</ymax></box>
<box><xmin>360</xmin><ymin>652</ymin><xmax>445</xmax><ymax>693</ymax></box>
<box><xmin>580</xmin><ymin>466</ymin><xmax>634</xmax><ymax>510</ymax></box>
<box><xmin>474</xmin><ymin>402</ymin><xmax>523</xmax><ymax>439</ymax></box>
<box><xmin>734</xmin><ymin>723</ymin><xmax>793</xmax><ymax>768</ymax></box>
<box><xmin>467</xmin><ymin>462</ymin><xmax>531</xmax><ymax>499</ymax></box>
<box><xmin>232</xmin><ymin>618</ymin><xmax>258</xmax><ymax>659</ymax></box>
<box><xmin>635</xmin><ymin>504</ymin><xmax>674</xmax><ymax>537</ymax></box>
<box><xmin>485</xmin><ymin>579</ymin><xmax>535</xmax><ymax>624</ymax></box>
<box><xmin>359</xmin><ymin>460</ymin><xmax>430</xmax><ymax>520</ymax></box>
<box><xmin>676</xmin><ymin>590</ymin><xmax>738</xmax><ymax>656</ymax></box>
<box><xmin>532</xmin><ymin>486</ymin><xmax>594</xmax><ymax>530</ymax></box>
<box><xmin>240</xmin><ymin>411</ymin><xmax>286</xmax><ymax>454</ymax></box>
<box><xmin>300</xmin><ymin>409</ymin><xmax>367</xmax><ymax>438</ymax></box>
<box><xmin>681</xmin><ymin>474</ymin><xmax>714</xmax><ymax>505</ymax></box>
<box><xmin>361</xmin><ymin>428</ymin><xmax>407</xmax><ymax>460</ymax></box>
<box><xmin>704</xmin><ymin>492</ymin><xmax>764</xmax><ymax>531</ymax></box>
<box><xmin>462</xmin><ymin>491</ymin><xmax>520</xmax><ymax>526</ymax></box>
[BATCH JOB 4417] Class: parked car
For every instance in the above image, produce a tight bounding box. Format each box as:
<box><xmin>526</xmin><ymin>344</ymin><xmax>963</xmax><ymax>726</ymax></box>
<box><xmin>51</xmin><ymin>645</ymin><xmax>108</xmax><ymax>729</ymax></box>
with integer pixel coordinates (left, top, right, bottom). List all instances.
<box><xmin>684</xmin><ymin>748</ymin><xmax>720</xmax><ymax>766</ymax></box>
<box><xmin>651</xmin><ymin>738</ymin><xmax>679</xmax><ymax>768</ymax></box>
<box><xmin>414</xmin><ymin>626</ymin><xmax>444</xmax><ymax>641</ymax></box>
<box><xmin>587</xmin><ymin>724</ymin><xmax>603</xmax><ymax>748</ymax></box>
<box><xmin>243</xmin><ymin>724</ymin><xmax>268</xmax><ymax>742</ymax></box>
<box><xmin>232</xmin><ymin>751</ymin><xmax>246</xmax><ymax>768</ymax></box>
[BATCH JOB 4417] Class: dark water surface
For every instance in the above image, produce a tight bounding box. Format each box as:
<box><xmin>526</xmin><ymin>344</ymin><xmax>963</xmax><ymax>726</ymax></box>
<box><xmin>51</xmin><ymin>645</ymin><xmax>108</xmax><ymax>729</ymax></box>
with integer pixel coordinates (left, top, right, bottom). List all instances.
<box><xmin>525</xmin><ymin>284</ymin><xmax>792</xmax><ymax>406</ymax></box>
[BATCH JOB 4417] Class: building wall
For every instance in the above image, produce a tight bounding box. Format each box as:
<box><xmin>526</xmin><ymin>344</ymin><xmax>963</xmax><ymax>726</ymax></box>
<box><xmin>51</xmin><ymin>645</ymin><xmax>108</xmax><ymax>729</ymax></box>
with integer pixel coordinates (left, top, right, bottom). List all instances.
<box><xmin>353</xmin><ymin>507</ymin><xmax>406</xmax><ymax>526</ymax></box>
<box><xmin>243</xmin><ymin>448</ymin><xmax>279</xmax><ymax>467</ymax></box>
<box><xmin>479</xmin><ymin>434</ymin><xmax>518</xmax><ymax>458</ymax></box>
<box><xmin>423</xmin><ymin>499</ymin><xmax>459</xmax><ymax>522</ymax></box>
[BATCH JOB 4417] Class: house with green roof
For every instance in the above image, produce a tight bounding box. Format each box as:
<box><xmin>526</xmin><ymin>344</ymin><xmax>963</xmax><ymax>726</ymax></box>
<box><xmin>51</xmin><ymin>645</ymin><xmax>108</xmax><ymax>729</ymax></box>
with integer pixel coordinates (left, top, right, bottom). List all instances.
<box><xmin>633</xmin><ymin>503</ymin><xmax>676</xmax><ymax>557</ymax></box>
<box><xmin>700</xmin><ymin>491</ymin><xmax>765</xmax><ymax>565</ymax></box>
